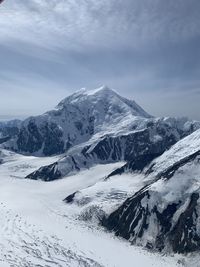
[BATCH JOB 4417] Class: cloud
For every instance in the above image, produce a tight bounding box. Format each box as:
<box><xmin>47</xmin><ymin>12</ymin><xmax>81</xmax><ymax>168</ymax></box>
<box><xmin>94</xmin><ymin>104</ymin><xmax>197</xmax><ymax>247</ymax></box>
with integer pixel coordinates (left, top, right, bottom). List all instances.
<box><xmin>1</xmin><ymin>0</ymin><xmax>200</xmax><ymax>50</ymax></box>
<box><xmin>0</xmin><ymin>0</ymin><xmax>200</xmax><ymax>119</ymax></box>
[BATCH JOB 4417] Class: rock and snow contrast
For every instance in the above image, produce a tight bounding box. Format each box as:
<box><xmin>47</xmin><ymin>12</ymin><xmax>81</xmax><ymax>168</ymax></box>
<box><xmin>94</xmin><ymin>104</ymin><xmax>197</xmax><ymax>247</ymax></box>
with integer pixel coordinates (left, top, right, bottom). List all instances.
<box><xmin>3</xmin><ymin>86</ymin><xmax>199</xmax><ymax>157</ymax></box>
<box><xmin>3</xmin><ymin>86</ymin><xmax>196</xmax><ymax>181</ymax></box>
<box><xmin>102</xmin><ymin>129</ymin><xmax>200</xmax><ymax>254</ymax></box>
<box><xmin>1</xmin><ymin>86</ymin><xmax>200</xmax><ymax>266</ymax></box>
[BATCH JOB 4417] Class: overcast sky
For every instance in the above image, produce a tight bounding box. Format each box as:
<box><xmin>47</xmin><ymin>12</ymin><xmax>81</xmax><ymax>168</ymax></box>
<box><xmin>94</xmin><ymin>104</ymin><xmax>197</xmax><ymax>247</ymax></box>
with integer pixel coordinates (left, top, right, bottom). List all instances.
<box><xmin>0</xmin><ymin>0</ymin><xmax>200</xmax><ymax>120</ymax></box>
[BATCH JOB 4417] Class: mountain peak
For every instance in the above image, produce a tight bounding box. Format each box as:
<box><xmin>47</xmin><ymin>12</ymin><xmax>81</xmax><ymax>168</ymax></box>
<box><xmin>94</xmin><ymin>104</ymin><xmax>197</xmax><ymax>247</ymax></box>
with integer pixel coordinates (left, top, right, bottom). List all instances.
<box><xmin>62</xmin><ymin>85</ymin><xmax>117</xmax><ymax>100</ymax></box>
<box><xmin>82</xmin><ymin>85</ymin><xmax>116</xmax><ymax>96</ymax></box>
<box><xmin>57</xmin><ymin>86</ymin><xmax>151</xmax><ymax>119</ymax></box>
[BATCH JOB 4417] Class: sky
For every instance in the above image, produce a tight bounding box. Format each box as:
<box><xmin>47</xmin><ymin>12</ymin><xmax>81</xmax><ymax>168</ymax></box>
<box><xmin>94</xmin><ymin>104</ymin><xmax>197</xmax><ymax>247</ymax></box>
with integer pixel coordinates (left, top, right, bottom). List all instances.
<box><xmin>0</xmin><ymin>0</ymin><xmax>200</xmax><ymax>120</ymax></box>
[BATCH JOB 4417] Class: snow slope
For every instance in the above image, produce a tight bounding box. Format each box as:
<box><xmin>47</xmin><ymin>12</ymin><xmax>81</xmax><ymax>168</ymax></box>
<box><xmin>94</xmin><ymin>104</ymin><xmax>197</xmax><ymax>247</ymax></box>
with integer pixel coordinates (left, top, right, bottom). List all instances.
<box><xmin>0</xmin><ymin>149</ymin><xmax>181</xmax><ymax>267</ymax></box>
<box><xmin>147</xmin><ymin>128</ymin><xmax>200</xmax><ymax>175</ymax></box>
<box><xmin>103</xmin><ymin>129</ymin><xmax>200</xmax><ymax>254</ymax></box>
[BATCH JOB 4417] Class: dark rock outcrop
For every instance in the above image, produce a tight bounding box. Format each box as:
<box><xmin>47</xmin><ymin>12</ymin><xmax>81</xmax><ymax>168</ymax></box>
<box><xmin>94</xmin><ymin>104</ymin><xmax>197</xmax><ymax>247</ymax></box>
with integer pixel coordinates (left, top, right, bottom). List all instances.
<box><xmin>26</xmin><ymin>162</ymin><xmax>62</xmax><ymax>181</ymax></box>
<box><xmin>63</xmin><ymin>191</ymin><xmax>78</xmax><ymax>203</ymax></box>
<box><xmin>102</xmin><ymin>186</ymin><xmax>200</xmax><ymax>253</ymax></box>
<box><xmin>102</xmin><ymin>149</ymin><xmax>200</xmax><ymax>254</ymax></box>
<box><xmin>16</xmin><ymin>119</ymin><xmax>64</xmax><ymax>156</ymax></box>
<box><xmin>26</xmin><ymin>119</ymin><xmax>197</xmax><ymax>181</ymax></box>
<box><xmin>107</xmin><ymin>153</ymin><xmax>162</xmax><ymax>179</ymax></box>
<box><xmin>0</xmin><ymin>119</ymin><xmax>21</xmax><ymax>144</ymax></box>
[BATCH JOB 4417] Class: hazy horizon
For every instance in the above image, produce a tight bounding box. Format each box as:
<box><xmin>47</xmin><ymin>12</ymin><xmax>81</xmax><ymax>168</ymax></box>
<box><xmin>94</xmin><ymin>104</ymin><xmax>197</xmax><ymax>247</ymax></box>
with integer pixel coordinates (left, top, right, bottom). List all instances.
<box><xmin>0</xmin><ymin>85</ymin><xmax>199</xmax><ymax>122</ymax></box>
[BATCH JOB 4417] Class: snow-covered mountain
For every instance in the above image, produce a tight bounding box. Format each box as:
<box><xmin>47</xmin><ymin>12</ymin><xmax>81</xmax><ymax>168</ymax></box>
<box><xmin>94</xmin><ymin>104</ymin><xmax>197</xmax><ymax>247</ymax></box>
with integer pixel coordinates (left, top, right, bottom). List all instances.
<box><xmin>1</xmin><ymin>86</ymin><xmax>200</xmax><ymax>262</ymax></box>
<box><xmin>2</xmin><ymin>86</ymin><xmax>199</xmax><ymax>184</ymax></box>
<box><xmin>102</xmin><ymin>128</ymin><xmax>200</xmax><ymax>253</ymax></box>
<box><xmin>3</xmin><ymin>86</ymin><xmax>153</xmax><ymax>156</ymax></box>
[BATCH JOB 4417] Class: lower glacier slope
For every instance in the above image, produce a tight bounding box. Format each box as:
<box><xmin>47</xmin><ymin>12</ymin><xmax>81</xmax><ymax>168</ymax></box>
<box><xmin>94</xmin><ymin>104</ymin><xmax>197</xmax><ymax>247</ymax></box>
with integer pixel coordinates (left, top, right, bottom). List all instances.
<box><xmin>0</xmin><ymin>149</ymin><xmax>184</xmax><ymax>267</ymax></box>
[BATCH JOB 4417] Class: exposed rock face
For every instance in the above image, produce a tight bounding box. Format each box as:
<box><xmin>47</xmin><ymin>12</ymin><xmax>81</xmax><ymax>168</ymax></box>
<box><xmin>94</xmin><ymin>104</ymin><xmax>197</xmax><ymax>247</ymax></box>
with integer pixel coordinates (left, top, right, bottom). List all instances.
<box><xmin>16</xmin><ymin>119</ymin><xmax>64</xmax><ymax>156</ymax></box>
<box><xmin>102</xmin><ymin>186</ymin><xmax>200</xmax><ymax>253</ymax></box>
<box><xmin>102</xmin><ymin>129</ymin><xmax>200</xmax><ymax>254</ymax></box>
<box><xmin>26</xmin><ymin>162</ymin><xmax>62</xmax><ymax>181</ymax></box>
<box><xmin>26</xmin><ymin>118</ymin><xmax>199</xmax><ymax>181</ymax></box>
<box><xmin>170</xmin><ymin>192</ymin><xmax>200</xmax><ymax>253</ymax></box>
<box><xmin>63</xmin><ymin>191</ymin><xmax>78</xmax><ymax>203</ymax></box>
<box><xmin>0</xmin><ymin>120</ymin><xmax>21</xmax><ymax>143</ymax></box>
<box><xmin>106</xmin><ymin>153</ymin><xmax>162</xmax><ymax>178</ymax></box>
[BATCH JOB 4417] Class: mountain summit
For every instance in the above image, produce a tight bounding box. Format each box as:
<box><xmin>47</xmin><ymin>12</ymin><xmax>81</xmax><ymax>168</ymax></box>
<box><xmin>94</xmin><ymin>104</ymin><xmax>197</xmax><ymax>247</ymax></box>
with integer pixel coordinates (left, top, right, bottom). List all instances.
<box><xmin>57</xmin><ymin>86</ymin><xmax>151</xmax><ymax>120</ymax></box>
<box><xmin>3</xmin><ymin>86</ymin><xmax>152</xmax><ymax>155</ymax></box>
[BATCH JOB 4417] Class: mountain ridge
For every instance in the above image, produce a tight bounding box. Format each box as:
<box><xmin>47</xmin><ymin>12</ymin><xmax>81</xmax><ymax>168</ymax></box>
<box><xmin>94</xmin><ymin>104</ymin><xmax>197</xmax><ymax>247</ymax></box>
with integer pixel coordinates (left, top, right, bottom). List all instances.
<box><xmin>102</xmin><ymin>128</ymin><xmax>200</xmax><ymax>253</ymax></box>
